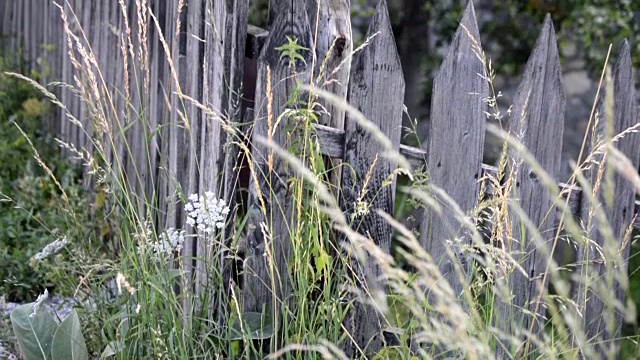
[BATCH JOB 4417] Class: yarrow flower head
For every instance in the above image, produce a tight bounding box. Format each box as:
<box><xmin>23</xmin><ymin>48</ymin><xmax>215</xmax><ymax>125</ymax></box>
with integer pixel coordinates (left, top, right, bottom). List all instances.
<box><xmin>138</xmin><ymin>228</ymin><xmax>185</xmax><ymax>263</ymax></box>
<box><xmin>32</xmin><ymin>236</ymin><xmax>68</xmax><ymax>262</ymax></box>
<box><xmin>185</xmin><ymin>192</ymin><xmax>230</xmax><ymax>234</ymax></box>
<box><xmin>156</xmin><ymin>228</ymin><xmax>185</xmax><ymax>258</ymax></box>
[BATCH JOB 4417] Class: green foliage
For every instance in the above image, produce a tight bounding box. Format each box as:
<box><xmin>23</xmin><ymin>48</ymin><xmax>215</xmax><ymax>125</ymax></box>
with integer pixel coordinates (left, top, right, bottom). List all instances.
<box><xmin>565</xmin><ymin>1</ymin><xmax>640</xmax><ymax>76</ymax></box>
<box><xmin>0</xmin><ymin>57</ymin><xmax>86</xmax><ymax>302</ymax></box>
<box><xmin>275</xmin><ymin>36</ymin><xmax>310</xmax><ymax>68</ymax></box>
<box><xmin>428</xmin><ymin>1</ymin><xmax>640</xmax><ymax>79</ymax></box>
<box><xmin>10</xmin><ymin>302</ymin><xmax>88</xmax><ymax>360</ymax></box>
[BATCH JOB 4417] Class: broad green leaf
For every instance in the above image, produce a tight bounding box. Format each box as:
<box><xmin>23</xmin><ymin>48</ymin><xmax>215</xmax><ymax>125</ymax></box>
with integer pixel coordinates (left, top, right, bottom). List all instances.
<box><xmin>314</xmin><ymin>248</ymin><xmax>330</xmax><ymax>274</ymax></box>
<box><xmin>229</xmin><ymin>311</ymin><xmax>273</xmax><ymax>340</ymax></box>
<box><xmin>10</xmin><ymin>302</ymin><xmax>57</xmax><ymax>360</ymax></box>
<box><xmin>99</xmin><ymin>341</ymin><xmax>122</xmax><ymax>359</ymax></box>
<box><xmin>51</xmin><ymin>310</ymin><xmax>88</xmax><ymax>360</ymax></box>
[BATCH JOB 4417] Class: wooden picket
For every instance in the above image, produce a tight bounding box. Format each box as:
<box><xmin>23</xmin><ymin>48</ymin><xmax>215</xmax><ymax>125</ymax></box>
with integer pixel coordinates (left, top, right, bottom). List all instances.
<box><xmin>573</xmin><ymin>41</ymin><xmax>640</xmax><ymax>358</ymax></box>
<box><xmin>242</xmin><ymin>0</ymin><xmax>315</xmax><ymax>316</ymax></box>
<box><xmin>339</xmin><ymin>0</ymin><xmax>404</xmax><ymax>354</ymax></box>
<box><xmin>418</xmin><ymin>1</ymin><xmax>488</xmax><ymax>298</ymax></box>
<box><xmin>1</xmin><ymin>0</ymin><xmax>639</xmax><ymax>358</ymax></box>
<box><xmin>493</xmin><ymin>15</ymin><xmax>566</xmax><ymax>358</ymax></box>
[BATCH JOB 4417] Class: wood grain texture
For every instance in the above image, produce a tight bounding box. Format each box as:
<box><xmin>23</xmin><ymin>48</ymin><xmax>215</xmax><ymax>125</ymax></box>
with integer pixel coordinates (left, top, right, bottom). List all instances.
<box><xmin>1</xmin><ymin>0</ymin><xmax>12</xmax><ymax>39</ymax></box>
<box><xmin>573</xmin><ymin>41</ymin><xmax>640</xmax><ymax>359</ymax></box>
<box><xmin>494</xmin><ymin>15</ymin><xmax>566</xmax><ymax>359</ymax></box>
<box><xmin>12</xmin><ymin>0</ymin><xmax>21</xmax><ymax>57</ymax></box>
<box><xmin>417</xmin><ymin>1</ymin><xmax>487</xmax><ymax>299</ymax></box>
<box><xmin>243</xmin><ymin>0</ymin><xmax>314</xmax><ymax>318</ymax></box>
<box><xmin>79</xmin><ymin>1</ymin><xmax>93</xmax><ymax>167</ymax></box>
<box><xmin>306</xmin><ymin>0</ymin><xmax>351</xmax><ymax>130</ymax></box>
<box><xmin>72</xmin><ymin>0</ymin><xmax>83</xmax><ymax>149</ymax></box>
<box><xmin>158</xmin><ymin>0</ymin><xmax>178</xmax><ymax>232</ymax></box>
<box><xmin>110</xmin><ymin>0</ymin><xmax>128</xmax><ymax>187</ymax></box>
<box><xmin>127</xmin><ymin>0</ymin><xmax>148</xmax><ymax>215</ymax></box>
<box><xmin>339</xmin><ymin>0</ymin><xmax>404</xmax><ymax>355</ymax></box>
<box><xmin>179</xmin><ymin>0</ymin><xmax>206</xmax><ymax>314</ymax></box>
<box><xmin>306</xmin><ymin>0</ymin><xmax>352</xmax><ymax>193</ymax></box>
<box><xmin>147</xmin><ymin>0</ymin><xmax>165</xmax><ymax>213</ymax></box>
<box><xmin>198</xmin><ymin>0</ymin><xmax>248</xmax><ymax>317</ymax></box>
<box><xmin>165</xmin><ymin>0</ymin><xmax>188</xmax><ymax>233</ymax></box>
<box><xmin>59</xmin><ymin>0</ymin><xmax>71</xmax><ymax>151</ymax></box>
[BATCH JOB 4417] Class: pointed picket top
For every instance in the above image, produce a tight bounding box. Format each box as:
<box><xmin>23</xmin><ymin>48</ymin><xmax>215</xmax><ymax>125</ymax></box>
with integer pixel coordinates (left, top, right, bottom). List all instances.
<box><xmin>589</xmin><ymin>40</ymin><xmax>635</xmax><ymax>149</ymax></box>
<box><xmin>611</xmin><ymin>39</ymin><xmax>635</xmax><ymax>136</ymax></box>
<box><xmin>419</xmin><ymin>0</ymin><xmax>487</xmax><ymax>296</ymax></box>
<box><xmin>344</xmin><ymin>0</ymin><xmax>404</xmax><ymax>246</ymax></box>
<box><xmin>509</xmin><ymin>14</ymin><xmax>565</xmax><ymax>145</ymax></box>
<box><xmin>341</xmin><ymin>0</ymin><xmax>405</xmax><ymax>355</ymax></box>
<box><xmin>351</xmin><ymin>0</ymin><xmax>403</xmax><ymax>85</ymax></box>
<box><xmin>436</xmin><ymin>0</ymin><xmax>483</xmax><ymax>82</ymax></box>
<box><xmin>574</xmin><ymin>38</ymin><xmax>640</xmax><ymax>357</ymax></box>
<box><xmin>494</xmin><ymin>14</ymin><xmax>566</xmax><ymax>358</ymax></box>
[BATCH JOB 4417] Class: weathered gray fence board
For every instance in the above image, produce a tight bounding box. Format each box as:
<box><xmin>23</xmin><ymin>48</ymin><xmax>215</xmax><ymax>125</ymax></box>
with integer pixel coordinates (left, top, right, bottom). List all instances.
<box><xmin>97</xmin><ymin>0</ymin><xmax>112</xmax><ymax>168</ymax></box>
<box><xmin>158</xmin><ymin>0</ymin><xmax>178</xmax><ymax>232</ymax></box>
<box><xmin>79</xmin><ymin>1</ymin><xmax>93</xmax><ymax>158</ymax></box>
<box><xmin>1</xmin><ymin>0</ymin><xmax>12</xmax><ymax>40</ymax></box>
<box><xmin>104</xmin><ymin>0</ymin><xmax>120</xmax><ymax>170</ymax></box>
<box><xmin>22</xmin><ymin>0</ymin><xmax>30</xmax><ymax>67</ymax></box>
<box><xmin>573</xmin><ymin>40</ymin><xmax>640</xmax><ymax>358</ymax></box>
<box><xmin>243</xmin><ymin>0</ymin><xmax>314</xmax><ymax>320</ymax></box>
<box><xmin>306</xmin><ymin>0</ymin><xmax>352</xmax><ymax>192</ymax></box>
<box><xmin>339</xmin><ymin>0</ymin><xmax>404</xmax><ymax>355</ymax></box>
<box><xmin>219</xmin><ymin>0</ymin><xmax>249</xmax><ymax>248</ymax></box>
<box><xmin>59</xmin><ymin>0</ymin><xmax>72</xmax><ymax>152</ymax></box>
<box><xmin>125</xmin><ymin>0</ymin><xmax>147</xmax><ymax>215</ymax></box>
<box><xmin>418</xmin><ymin>1</ymin><xmax>487</xmax><ymax>299</ymax></box>
<box><xmin>306</xmin><ymin>0</ymin><xmax>351</xmax><ymax>131</ymax></box>
<box><xmin>12</xmin><ymin>0</ymin><xmax>21</xmax><ymax>57</ymax></box>
<box><xmin>173</xmin><ymin>0</ymin><xmax>203</xmax><ymax>314</ymax></box>
<box><xmin>147</xmin><ymin>0</ymin><xmax>165</xmax><ymax>224</ymax></box>
<box><xmin>30</xmin><ymin>0</ymin><xmax>38</xmax><ymax>70</ymax></box>
<box><xmin>183</xmin><ymin>0</ymin><xmax>205</xmax><ymax>305</ymax></box>
<box><xmin>494</xmin><ymin>15</ymin><xmax>566</xmax><ymax>358</ymax></box>
<box><xmin>113</xmin><ymin>0</ymin><xmax>129</xmax><ymax>187</ymax></box>
<box><xmin>198</xmin><ymin>0</ymin><xmax>248</xmax><ymax>317</ymax></box>
<box><xmin>72</xmin><ymin>0</ymin><xmax>83</xmax><ymax>149</ymax></box>
<box><xmin>163</xmin><ymin>0</ymin><xmax>186</xmax><ymax>233</ymax></box>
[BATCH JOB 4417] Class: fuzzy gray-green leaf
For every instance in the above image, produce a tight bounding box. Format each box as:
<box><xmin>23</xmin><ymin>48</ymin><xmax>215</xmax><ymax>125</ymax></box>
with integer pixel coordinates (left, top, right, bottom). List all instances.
<box><xmin>10</xmin><ymin>302</ymin><xmax>57</xmax><ymax>360</ymax></box>
<box><xmin>51</xmin><ymin>310</ymin><xmax>88</xmax><ymax>360</ymax></box>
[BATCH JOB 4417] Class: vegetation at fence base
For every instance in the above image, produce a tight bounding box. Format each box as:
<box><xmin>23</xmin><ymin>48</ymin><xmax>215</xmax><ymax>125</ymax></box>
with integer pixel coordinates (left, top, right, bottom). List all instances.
<box><xmin>0</xmin><ymin>56</ymin><xmax>90</xmax><ymax>304</ymax></box>
<box><xmin>2</xmin><ymin>0</ymin><xmax>640</xmax><ymax>359</ymax></box>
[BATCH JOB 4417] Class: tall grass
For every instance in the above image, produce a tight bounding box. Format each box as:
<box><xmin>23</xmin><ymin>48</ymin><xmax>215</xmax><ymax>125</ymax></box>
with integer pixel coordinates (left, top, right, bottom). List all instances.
<box><xmin>4</xmin><ymin>1</ymin><xmax>639</xmax><ymax>359</ymax></box>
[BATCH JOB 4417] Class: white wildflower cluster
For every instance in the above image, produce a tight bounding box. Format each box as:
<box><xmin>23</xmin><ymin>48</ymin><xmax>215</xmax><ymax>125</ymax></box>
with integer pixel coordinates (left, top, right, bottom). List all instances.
<box><xmin>185</xmin><ymin>192</ymin><xmax>230</xmax><ymax>234</ymax></box>
<box><xmin>32</xmin><ymin>236</ymin><xmax>68</xmax><ymax>262</ymax></box>
<box><xmin>138</xmin><ymin>228</ymin><xmax>185</xmax><ymax>262</ymax></box>
<box><xmin>154</xmin><ymin>228</ymin><xmax>185</xmax><ymax>260</ymax></box>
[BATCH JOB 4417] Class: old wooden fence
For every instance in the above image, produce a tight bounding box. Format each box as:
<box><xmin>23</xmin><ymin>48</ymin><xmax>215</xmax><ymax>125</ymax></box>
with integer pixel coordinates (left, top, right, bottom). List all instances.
<box><xmin>2</xmin><ymin>0</ymin><xmax>639</xmax><ymax>357</ymax></box>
